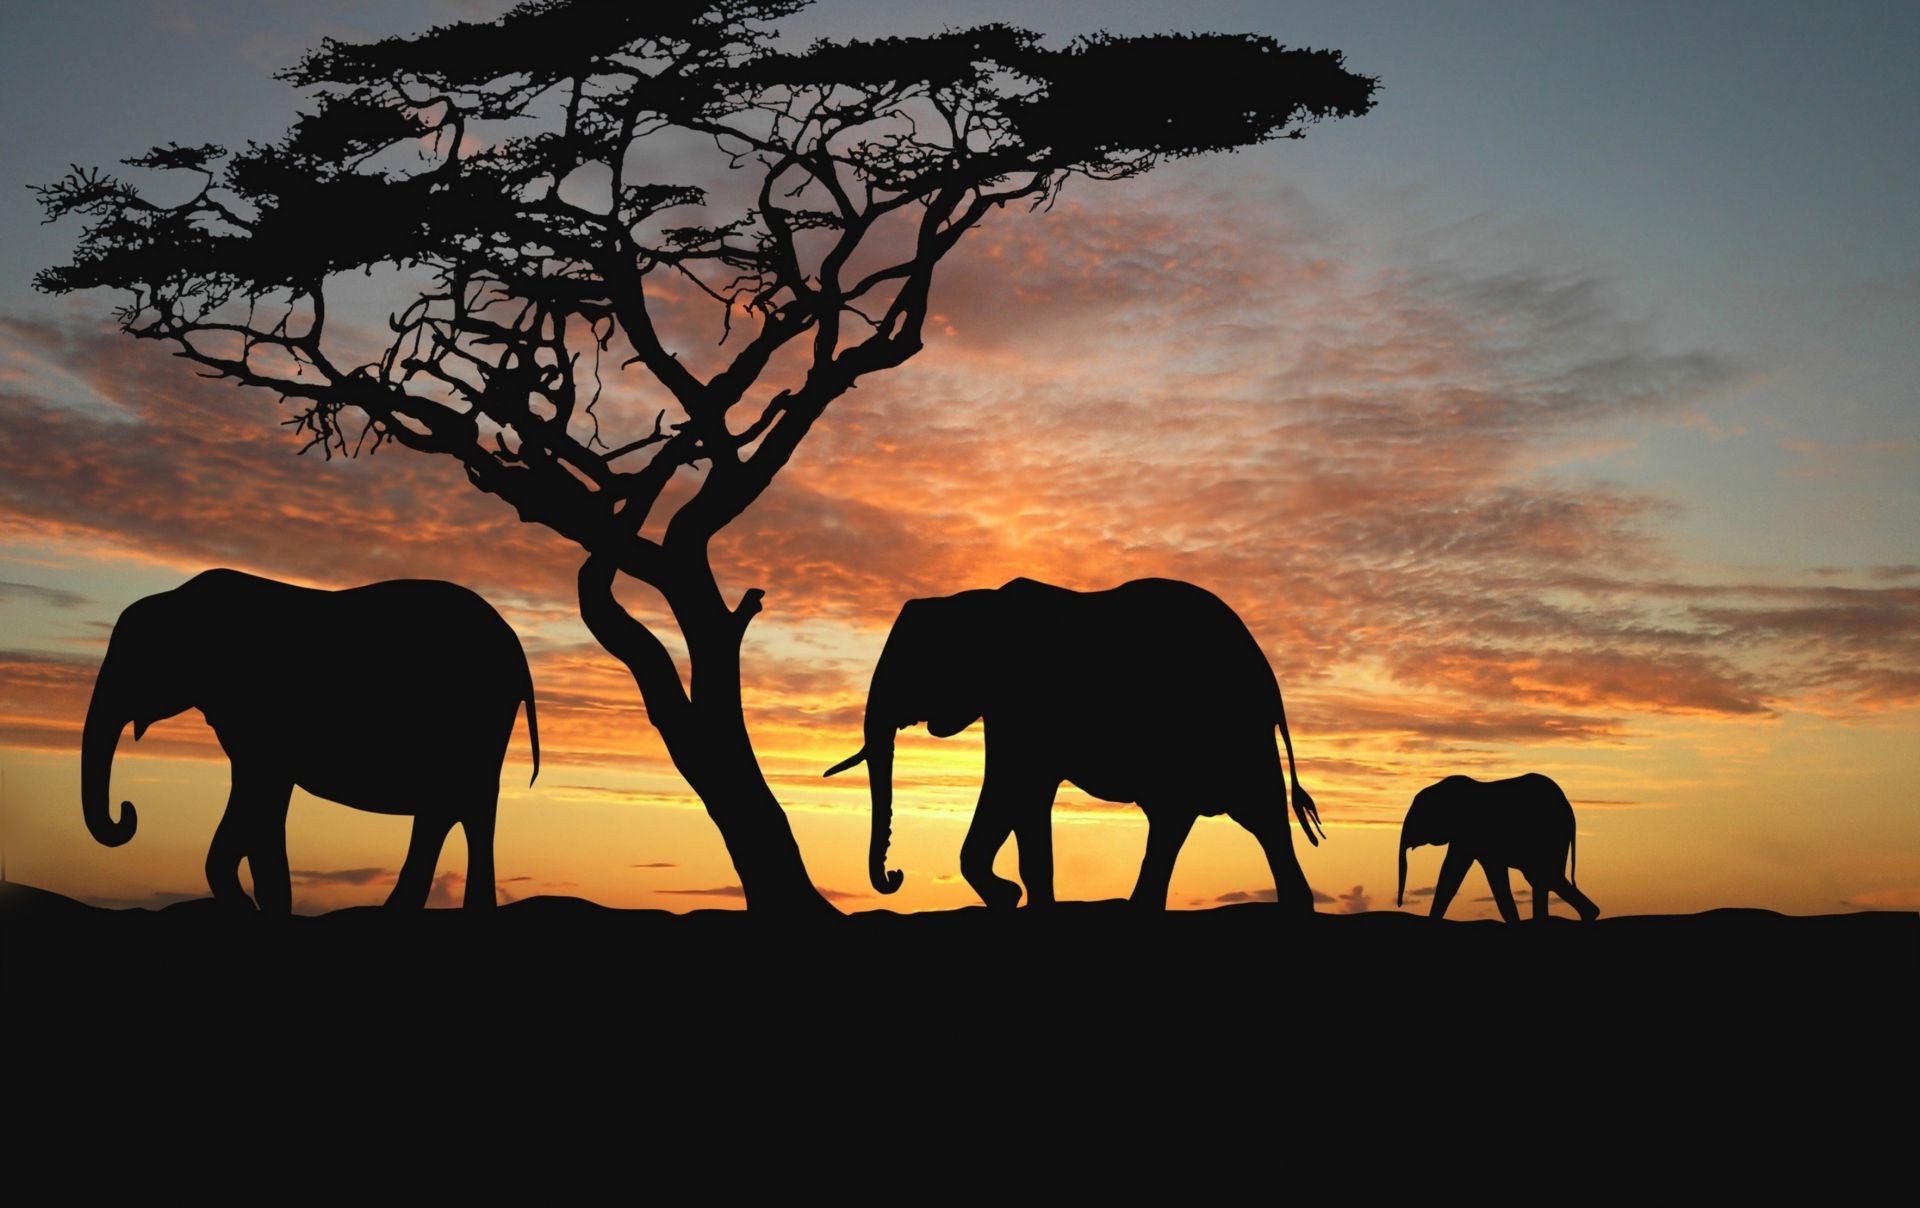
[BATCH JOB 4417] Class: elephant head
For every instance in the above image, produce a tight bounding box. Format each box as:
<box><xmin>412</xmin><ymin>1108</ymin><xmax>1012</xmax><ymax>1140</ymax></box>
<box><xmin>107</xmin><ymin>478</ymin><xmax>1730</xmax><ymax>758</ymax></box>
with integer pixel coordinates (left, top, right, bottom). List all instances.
<box><xmin>824</xmin><ymin>592</ymin><xmax>997</xmax><ymax>895</ymax></box>
<box><xmin>1397</xmin><ymin>779</ymin><xmax>1457</xmax><ymax>907</ymax></box>
<box><xmin>81</xmin><ymin>588</ymin><xmax>204</xmax><ymax>847</ymax></box>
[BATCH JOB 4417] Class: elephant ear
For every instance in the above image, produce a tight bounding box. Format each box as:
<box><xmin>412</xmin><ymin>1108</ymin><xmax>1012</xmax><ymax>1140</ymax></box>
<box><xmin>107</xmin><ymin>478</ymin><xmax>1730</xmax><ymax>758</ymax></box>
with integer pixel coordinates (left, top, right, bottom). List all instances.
<box><xmin>937</xmin><ymin>589</ymin><xmax>1010</xmax><ymax>731</ymax></box>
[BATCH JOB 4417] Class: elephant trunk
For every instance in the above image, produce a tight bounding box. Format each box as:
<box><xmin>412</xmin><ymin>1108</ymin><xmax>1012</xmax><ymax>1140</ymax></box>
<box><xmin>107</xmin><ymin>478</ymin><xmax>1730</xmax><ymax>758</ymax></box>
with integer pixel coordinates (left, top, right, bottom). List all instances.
<box><xmin>867</xmin><ymin>729</ymin><xmax>902</xmax><ymax>895</ymax></box>
<box><xmin>853</xmin><ymin>623</ymin><xmax>917</xmax><ymax>897</ymax></box>
<box><xmin>80</xmin><ymin>674</ymin><xmax>137</xmax><ymax>847</ymax></box>
<box><xmin>1397</xmin><ymin>817</ymin><xmax>1412</xmax><ymax>908</ymax></box>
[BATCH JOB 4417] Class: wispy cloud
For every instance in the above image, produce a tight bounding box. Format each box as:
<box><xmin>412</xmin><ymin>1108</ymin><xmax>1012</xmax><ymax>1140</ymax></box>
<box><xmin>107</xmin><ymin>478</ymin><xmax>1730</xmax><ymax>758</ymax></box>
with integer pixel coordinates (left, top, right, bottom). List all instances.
<box><xmin>4</xmin><ymin>177</ymin><xmax>1917</xmax><ymax>874</ymax></box>
<box><xmin>1847</xmin><ymin>887</ymin><xmax>1920</xmax><ymax>910</ymax></box>
<box><xmin>818</xmin><ymin>887</ymin><xmax>874</xmax><ymax>902</ymax></box>
<box><xmin>1216</xmin><ymin>888</ymin><xmax>1279</xmax><ymax>903</ymax></box>
<box><xmin>0</xmin><ymin>580</ymin><xmax>87</xmax><ymax>609</ymax></box>
<box><xmin>83</xmin><ymin>889</ymin><xmax>205</xmax><ymax>910</ymax></box>
<box><xmin>291</xmin><ymin>867</ymin><xmax>391</xmax><ymax>887</ymax></box>
<box><xmin>1216</xmin><ymin>887</ymin><xmax>1343</xmax><ymax>906</ymax></box>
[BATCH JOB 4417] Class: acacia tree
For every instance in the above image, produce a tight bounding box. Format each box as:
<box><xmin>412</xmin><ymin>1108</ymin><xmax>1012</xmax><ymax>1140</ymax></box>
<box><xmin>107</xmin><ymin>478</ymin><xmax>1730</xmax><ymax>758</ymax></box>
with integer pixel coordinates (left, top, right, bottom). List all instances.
<box><xmin>35</xmin><ymin>0</ymin><xmax>1375</xmax><ymax>913</ymax></box>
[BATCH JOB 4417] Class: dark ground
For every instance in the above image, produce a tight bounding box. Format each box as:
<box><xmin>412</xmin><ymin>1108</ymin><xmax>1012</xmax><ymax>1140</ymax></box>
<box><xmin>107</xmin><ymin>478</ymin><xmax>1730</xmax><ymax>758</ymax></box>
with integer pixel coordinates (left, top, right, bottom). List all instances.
<box><xmin>4</xmin><ymin>881</ymin><xmax>1914</xmax><ymax>1170</ymax></box>
<box><xmin>7</xmin><ymin>881</ymin><xmax>1912</xmax><ymax>1024</ymax></box>
<box><xmin>4</xmin><ymin>881</ymin><xmax>1908</xmax><ymax>1187</ymax></box>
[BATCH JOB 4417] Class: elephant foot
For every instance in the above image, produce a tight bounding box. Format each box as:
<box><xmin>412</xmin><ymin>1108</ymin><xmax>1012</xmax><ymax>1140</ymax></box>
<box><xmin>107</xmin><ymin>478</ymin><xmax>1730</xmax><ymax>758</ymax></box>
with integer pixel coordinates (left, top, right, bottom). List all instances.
<box><xmin>1272</xmin><ymin>886</ymin><xmax>1317</xmax><ymax>918</ymax></box>
<box><xmin>382</xmin><ymin>884</ymin><xmax>430</xmax><ymax>910</ymax></box>
<box><xmin>972</xmin><ymin>876</ymin><xmax>1024</xmax><ymax>910</ymax></box>
<box><xmin>211</xmin><ymin>888</ymin><xmax>257</xmax><ymax>914</ymax></box>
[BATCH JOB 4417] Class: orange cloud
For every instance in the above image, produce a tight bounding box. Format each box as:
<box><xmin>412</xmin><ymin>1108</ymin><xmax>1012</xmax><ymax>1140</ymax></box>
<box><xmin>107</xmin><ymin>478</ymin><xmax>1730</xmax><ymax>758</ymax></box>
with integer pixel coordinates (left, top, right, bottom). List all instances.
<box><xmin>1848</xmin><ymin>887</ymin><xmax>1920</xmax><ymax>910</ymax></box>
<box><xmin>6</xmin><ymin>175</ymin><xmax>1919</xmax><ymax>916</ymax></box>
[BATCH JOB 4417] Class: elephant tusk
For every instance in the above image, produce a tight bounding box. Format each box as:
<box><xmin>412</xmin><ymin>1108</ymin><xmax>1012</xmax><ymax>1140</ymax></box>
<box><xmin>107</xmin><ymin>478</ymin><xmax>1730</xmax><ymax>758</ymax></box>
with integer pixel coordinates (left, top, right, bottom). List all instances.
<box><xmin>823</xmin><ymin>746</ymin><xmax>868</xmax><ymax>778</ymax></box>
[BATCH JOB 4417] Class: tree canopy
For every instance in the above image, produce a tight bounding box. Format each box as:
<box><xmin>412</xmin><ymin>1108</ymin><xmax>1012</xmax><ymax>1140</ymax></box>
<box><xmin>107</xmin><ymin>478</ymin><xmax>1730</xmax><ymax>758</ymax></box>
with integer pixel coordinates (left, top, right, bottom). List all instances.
<box><xmin>35</xmin><ymin>0</ymin><xmax>1376</xmax><ymax>585</ymax></box>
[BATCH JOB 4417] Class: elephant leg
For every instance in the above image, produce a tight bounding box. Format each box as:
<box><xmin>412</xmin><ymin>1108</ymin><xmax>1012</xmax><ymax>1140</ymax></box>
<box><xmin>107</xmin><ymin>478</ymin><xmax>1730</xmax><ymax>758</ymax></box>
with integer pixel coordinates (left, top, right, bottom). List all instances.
<box><xmin>963</xmin><ymin>749</ymin><xmax>1054</xmax><ymax>909</ymax></box>
<box><xmin>388</xmin><ymin>813</ymin><xmax>456</xmax><ymax>909</ymax></box>
<box><xmin>1130</xmin><ymin>808</ymin><xmax>1195</xmax><ymax>910</ymax></box>
<box><xmin>1555</xmin><ymin>876</ymin><xmax>1602</xmax><ymax>922</ymax></box>
<box><xmin>1429</xmin><ymin>847</ymin><xmax>1474</xmax><ymax>920</ymax></box>
<box><xmin>462</xmin><ymin>790</ymin><xmax>498</xmax><ymax>910</ymax></box>
<box><xmin>1015</xmin><ymin>804</ymin><xmax>1057</xmax><ymax>910</ymax></box>
<box><xmin>242</xmin><ymin>776</ymin><xmax>295</xmax><ymax>916</ymax></box>
<box><xmin>1484</xmin><ymin>861</ymin><xmax>1519</xmax><ymax>924</ymax></box>
<box><xmin>961</xmin><ymin>798</ymin><xmax>1021</xmax><ymax>910</ymax></box>
<box><xmin>1525</xmin><ymin>871</ymin><xmax>1550</xmax><ymax>920</ymax></box>
<box><xmin>204</xmin><ymin>794</ymin><xmax>251</xmax><ymax>907</ymax></box>
<box><xmin>1228</xmin><ymin>805</ymin><xmax>1314</xmax><ymax>915</ymax></box>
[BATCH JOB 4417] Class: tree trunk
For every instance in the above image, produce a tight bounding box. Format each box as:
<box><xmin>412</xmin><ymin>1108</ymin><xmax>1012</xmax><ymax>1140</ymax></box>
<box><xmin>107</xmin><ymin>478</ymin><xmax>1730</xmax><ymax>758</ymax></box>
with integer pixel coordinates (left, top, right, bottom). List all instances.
<box><xmin>671</xmin><ymin>705</ymin><xmax>832</xmax><ymax>916</ymax></box>
<box><xmin>578</xmin><ymin>554</ymin><xmax>833</xmax><ymax>917</ymax></box>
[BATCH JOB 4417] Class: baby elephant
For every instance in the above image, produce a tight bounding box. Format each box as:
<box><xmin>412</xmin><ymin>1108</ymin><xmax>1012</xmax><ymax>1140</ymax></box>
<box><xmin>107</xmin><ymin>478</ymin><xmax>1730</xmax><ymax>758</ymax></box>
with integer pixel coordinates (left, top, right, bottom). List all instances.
<box><xmin>1396</xmin><ymin>773</ymin><xmax>1600</xmax><ymax>922</ymax></box>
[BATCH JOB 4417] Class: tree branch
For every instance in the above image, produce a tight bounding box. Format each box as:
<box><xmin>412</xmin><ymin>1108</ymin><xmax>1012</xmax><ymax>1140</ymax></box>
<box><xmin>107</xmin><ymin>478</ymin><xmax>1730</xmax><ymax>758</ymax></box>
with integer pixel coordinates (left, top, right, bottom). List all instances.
<box><xmin>578</xmin><ymin>554</ymin><xmax>691</xmax><ymax>728</ymax></box>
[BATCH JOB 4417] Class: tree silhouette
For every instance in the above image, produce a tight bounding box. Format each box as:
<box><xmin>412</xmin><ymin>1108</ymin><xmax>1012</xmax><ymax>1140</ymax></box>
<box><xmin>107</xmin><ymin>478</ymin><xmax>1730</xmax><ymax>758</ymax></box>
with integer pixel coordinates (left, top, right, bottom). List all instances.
<box><xmin>34</xmin><ymin>0</ymin><xmax>1376</xmax><ymax>913</ymax></box>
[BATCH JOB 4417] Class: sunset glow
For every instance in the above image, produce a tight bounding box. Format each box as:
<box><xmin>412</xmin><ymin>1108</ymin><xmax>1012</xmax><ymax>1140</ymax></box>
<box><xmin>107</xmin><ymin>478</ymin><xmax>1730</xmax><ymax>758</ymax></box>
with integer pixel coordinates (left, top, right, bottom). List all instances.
<box><xmin>2</xmin><ymin>1</ymin><xmax>1915</xmax><ymax>918</ymax></box>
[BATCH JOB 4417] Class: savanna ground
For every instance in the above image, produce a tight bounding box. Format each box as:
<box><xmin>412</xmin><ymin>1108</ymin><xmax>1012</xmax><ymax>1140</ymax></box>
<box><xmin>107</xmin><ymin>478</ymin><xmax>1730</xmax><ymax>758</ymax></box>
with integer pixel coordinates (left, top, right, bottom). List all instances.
<box><xmin>3</xmin><ymin>881</ymin><xmax>1913</xmax><ymax>1175</ymax></box>
<box><xmin>6</xmin><ymin>881</ymin><xmax>1910</xmax><ymax>1035</ymax></box>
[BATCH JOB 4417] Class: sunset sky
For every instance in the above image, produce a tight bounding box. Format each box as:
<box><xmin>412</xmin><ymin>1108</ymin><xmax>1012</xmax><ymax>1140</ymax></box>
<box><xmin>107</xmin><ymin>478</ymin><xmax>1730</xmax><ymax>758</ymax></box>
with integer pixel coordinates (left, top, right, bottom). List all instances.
<box><xmin>1</xmin><ymin>0</ymin><xmax>1915</xmax><ymax>916</ymax></box>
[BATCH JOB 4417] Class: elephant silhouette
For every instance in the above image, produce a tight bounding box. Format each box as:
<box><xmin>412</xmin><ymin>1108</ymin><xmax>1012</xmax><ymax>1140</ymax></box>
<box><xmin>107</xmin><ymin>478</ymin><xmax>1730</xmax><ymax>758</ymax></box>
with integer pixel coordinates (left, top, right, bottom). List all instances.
<box><xmin>1397</xmin><ymin>773</ymin><xmax>1600</xmax><ymax>922</ymax></box>
<box><xmin>81</xmin><ymin>569</ymin><xmax>538</xmax><ymax>912</ymax></box>
<box><xmin>824</xmin><ymin>577</ymin><xmax>1322</xmax><ymax>911</ymax></box>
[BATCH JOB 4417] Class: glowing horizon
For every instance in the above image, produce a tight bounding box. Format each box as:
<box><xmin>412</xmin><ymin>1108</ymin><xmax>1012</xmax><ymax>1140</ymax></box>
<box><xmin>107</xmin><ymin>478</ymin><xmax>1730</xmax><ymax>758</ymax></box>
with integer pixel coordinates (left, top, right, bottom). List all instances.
<box><xmin>1</xmin><ymin>1</ymin><xmax>1916</xmax><ymax>918</ymax></box>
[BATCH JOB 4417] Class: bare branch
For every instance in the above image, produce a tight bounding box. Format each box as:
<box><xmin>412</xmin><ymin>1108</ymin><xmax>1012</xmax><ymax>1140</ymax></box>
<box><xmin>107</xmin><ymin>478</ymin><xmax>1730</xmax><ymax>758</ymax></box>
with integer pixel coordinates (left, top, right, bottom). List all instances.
<box><xmin>603</xmin><ymin>410</ymin><xmax>671</xmax><ymax>463</ymax></box>
<box><xmin>36</xmin><ymin>1</ymin><xmax>1376</xmax><ymax>586</ymax></box>
<box><xmin>579</xmin><ymin>554</ymin><xmax>691</xmax><ymax>726</ymax></box>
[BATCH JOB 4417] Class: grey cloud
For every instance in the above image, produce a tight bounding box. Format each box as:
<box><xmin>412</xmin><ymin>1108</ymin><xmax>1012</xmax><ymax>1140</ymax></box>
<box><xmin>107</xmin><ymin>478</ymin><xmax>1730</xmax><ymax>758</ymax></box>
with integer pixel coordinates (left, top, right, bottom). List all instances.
<box><xmin>0</xmin><ymin>580</ymin><xmax>88</xmax><ymax>609</ymax></box>
<box><xmin>1217</xmin><ymin>888</ymin><xmax>1280</xmax><ymax>904</ymax></box>
<box><xmin>291</xmin><ymin>867</ymin><xmax>391</xmax><ymax>887</ymax></box>
<box><xmin>425</xmin><ymin>872</ymin><xmax>465</xmax><ymax>908</ymax></box>
<box><xmin>84</xmin><ymin>890</ymin><xmax>206</xmax><ymax>910</ymax></box>
<box><xmin>1212</xmin><ymin>887</ymin><xmax>1340</xmax><ymax>906</ymax></box>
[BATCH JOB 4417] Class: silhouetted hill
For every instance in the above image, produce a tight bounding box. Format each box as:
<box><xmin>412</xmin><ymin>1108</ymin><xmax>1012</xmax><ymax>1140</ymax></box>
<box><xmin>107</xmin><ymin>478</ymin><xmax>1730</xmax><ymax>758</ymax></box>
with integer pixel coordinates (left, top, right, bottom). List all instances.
<box><xmin>0</xmin><ymin>881</ymin><xmax>100</xmax><ymax>920</ymax></box>
<box><xmin>7</xmin><ymin>885</ymin><xmax>1910</xmax><ymax>1001</ymax></box>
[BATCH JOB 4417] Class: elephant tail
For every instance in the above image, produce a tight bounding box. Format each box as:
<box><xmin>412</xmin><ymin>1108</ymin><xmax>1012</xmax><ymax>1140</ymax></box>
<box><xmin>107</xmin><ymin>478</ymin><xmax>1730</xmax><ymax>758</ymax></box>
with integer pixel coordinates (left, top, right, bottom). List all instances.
<box><xmin>1277</xmin><ymin>695</ymin><xmax>1324</xmax><ymax>846</ymax></box>
<box><xmin>520</xmin><ymin>655</ymin><xmax>541</xmax><ymax>786</ymax></box>
<box><xmin>1290</xmin><ymin>781</ymin><xmax>1324</xmax><ymax>847</ymax></box>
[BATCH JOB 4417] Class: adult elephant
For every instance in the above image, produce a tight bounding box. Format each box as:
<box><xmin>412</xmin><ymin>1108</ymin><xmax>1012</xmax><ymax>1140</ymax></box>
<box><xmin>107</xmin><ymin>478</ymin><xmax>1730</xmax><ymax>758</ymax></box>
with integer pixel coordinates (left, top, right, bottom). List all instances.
<box><xmin>81</xmin><ymin>569</ymin><xmax>538</xmax><ymax>912</ymax></box>
<box><xmin>1396</xmin><ymin>773</ymin><xmax>1601</xmax><ymax>922</ymax></box>
<box><xmin>825</xmin><ymin>577</ymin><xmax>1322</xmax><ymax>911</ymax></box>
